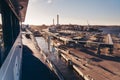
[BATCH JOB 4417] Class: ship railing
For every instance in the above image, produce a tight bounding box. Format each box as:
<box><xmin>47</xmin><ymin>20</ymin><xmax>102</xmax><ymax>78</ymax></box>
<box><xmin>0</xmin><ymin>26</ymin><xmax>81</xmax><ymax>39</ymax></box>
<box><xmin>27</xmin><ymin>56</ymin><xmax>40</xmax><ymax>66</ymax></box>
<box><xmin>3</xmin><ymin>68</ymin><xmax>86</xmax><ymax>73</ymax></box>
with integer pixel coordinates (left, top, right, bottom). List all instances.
<box><xmin>0</xmin><ymin>33</ymin><xmax>22</xmax><ymax>80</ymax></box>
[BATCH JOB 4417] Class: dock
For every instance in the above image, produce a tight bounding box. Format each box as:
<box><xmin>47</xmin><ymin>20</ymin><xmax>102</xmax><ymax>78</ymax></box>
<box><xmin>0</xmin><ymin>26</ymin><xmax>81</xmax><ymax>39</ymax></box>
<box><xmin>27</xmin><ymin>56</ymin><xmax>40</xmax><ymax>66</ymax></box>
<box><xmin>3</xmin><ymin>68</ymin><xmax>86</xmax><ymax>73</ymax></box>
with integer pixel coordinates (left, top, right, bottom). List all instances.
<box><xmin>42</xmin><ymin>27</ymin><xmax>120</xmax><ymax>80</ymax></box>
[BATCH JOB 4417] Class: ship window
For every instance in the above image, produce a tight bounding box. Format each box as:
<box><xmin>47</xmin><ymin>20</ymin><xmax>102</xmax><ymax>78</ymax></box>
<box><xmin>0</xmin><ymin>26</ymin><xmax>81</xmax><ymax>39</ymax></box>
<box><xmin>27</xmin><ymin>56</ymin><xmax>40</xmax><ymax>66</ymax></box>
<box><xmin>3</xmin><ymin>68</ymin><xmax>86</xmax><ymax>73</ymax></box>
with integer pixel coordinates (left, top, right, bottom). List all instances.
<box><xmin>0</xmin><ymin>14</ymin><xmax>3</xmax><ymax>43</ymax></box>
<box><xmin>0</xmin><ymin>14</ymin><xmax>2</xmax><ymax>41</ymax></box>
<box><xmin>0</xmin><ymin>14</ymin><xmax>1</xmax><ymax>23</ymax></box>
<box><xmin>0</xmin><ymin>13</ymin><xmax>2</xmax><ymax>43</ymax></box>
<box><xmin>0</xmin><ymin>13</ymin><xmax>4</xmax><ymax>65</ymax></box>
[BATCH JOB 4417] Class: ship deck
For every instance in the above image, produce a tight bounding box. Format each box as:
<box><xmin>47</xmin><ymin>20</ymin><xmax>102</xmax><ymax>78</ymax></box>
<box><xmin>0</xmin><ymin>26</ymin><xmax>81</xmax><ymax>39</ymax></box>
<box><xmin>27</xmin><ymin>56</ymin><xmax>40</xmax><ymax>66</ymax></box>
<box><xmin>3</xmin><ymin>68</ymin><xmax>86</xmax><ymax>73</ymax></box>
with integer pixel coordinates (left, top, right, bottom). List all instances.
<box><xmin>21</xmin><ymin>34</ymin><xmax>59</xmax><ymax>80</ymax></box>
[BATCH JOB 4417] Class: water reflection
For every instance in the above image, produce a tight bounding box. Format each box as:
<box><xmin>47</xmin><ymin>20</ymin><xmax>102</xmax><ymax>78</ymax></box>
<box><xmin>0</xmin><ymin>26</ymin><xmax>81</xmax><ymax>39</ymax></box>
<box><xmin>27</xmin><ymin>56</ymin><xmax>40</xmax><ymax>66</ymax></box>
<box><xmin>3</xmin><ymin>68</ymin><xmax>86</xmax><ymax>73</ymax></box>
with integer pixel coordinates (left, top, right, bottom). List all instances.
<box><xmin>35</xmin><ymin>37</ymin><xmax>58</xmax><ymax>61</ymax></box>
<box><xmin>36</xmin><ymin>37</ymin><xmax>49</xmax><ymax>53</ymax></box>
<box><xmin>35</xmin><ymin>37</ymin><xmax>83</xmax><ymax>80</ymax></box>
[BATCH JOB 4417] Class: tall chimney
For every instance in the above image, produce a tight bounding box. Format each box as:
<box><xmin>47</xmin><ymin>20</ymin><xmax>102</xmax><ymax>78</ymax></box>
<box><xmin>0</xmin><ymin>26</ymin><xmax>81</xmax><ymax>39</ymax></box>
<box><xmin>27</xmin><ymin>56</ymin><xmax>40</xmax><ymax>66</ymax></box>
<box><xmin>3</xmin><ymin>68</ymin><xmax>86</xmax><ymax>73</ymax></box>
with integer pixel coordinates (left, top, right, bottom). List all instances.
<box><xmin>57</xmin><ymin>14</ymin><xmax>59</xmax><ymax>25</ymax></box>
<box><xmin>53</xmin><ymin>18</ymin><xmax>54</xmax><ymax>25</ymax></box>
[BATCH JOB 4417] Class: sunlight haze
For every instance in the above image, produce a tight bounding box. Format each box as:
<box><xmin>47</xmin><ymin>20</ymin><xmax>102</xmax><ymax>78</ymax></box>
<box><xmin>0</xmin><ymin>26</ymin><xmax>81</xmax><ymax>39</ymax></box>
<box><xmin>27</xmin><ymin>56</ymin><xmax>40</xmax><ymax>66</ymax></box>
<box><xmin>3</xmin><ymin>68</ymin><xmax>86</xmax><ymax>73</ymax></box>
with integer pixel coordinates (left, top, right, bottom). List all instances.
<box><xmin>23</xmin><ymin>0</ymin><xmax>120</xmax><ymax>25</ymax></box>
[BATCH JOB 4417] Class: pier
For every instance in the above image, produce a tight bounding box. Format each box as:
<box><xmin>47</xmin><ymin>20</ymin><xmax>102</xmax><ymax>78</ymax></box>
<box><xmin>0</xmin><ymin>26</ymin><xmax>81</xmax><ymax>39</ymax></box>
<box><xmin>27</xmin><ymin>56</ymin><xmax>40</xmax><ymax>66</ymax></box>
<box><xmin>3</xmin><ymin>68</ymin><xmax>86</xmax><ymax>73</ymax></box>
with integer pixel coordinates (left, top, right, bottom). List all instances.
<box><xmin>41</xmin><ymin>27</ymin><xmax>120</xmax><ymax>80</ymax></box>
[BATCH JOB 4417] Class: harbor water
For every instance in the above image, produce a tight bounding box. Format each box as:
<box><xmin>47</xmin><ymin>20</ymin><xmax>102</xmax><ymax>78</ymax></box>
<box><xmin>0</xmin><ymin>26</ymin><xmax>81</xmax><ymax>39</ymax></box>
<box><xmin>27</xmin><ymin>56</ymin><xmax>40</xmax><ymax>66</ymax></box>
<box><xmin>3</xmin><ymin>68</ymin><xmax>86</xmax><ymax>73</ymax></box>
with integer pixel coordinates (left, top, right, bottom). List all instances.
<box><xmin>35</xmin><ymin>37</ymin><xmax>83</xmax><ymax>80</ymax></box>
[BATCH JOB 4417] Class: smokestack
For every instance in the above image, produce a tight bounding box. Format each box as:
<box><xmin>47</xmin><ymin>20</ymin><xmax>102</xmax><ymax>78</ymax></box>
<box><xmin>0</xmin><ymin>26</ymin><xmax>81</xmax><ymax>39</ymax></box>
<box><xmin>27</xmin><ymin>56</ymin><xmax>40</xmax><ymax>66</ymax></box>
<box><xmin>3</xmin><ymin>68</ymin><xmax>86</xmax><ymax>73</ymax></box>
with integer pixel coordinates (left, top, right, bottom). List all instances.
<box><xmin>57</xmin><ymin>14</ymin><xmax>59</xmax><ymax>25</ymax></box>
<box><xmin>53</xmin><ymin>18</ymin><xmax>54</xmax><ymax>25</ymax></box>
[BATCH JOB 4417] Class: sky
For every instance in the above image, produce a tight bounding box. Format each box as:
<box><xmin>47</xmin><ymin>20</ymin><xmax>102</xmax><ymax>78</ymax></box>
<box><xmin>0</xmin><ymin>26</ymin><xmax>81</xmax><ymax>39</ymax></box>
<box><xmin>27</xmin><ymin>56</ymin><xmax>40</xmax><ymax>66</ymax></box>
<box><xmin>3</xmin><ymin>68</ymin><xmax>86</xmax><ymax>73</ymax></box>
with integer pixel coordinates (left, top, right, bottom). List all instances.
<box><xmin>0</xmin><ymin>0</ymin><xmax>120</xmax><ymax>25</ymax></box>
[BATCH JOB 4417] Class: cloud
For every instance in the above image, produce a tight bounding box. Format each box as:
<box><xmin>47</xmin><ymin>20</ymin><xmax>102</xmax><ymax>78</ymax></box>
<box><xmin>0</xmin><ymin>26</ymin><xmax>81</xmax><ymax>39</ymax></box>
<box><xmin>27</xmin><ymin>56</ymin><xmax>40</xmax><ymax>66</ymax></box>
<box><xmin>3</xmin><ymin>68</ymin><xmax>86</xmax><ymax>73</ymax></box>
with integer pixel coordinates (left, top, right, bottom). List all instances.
<box><xmin>30</xmin><ymin>0</ymin><xmax>54</xmax><ymax>4</ymax></box>
<box><xmin>30</xmin><ymin>0</ymin><xmax>39</xmax><ymax>3</ymax></box>
<box><xmin>47</xmin><ymin>0</ymin><xmax>53</xmax><ymax>4</ymax></box>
